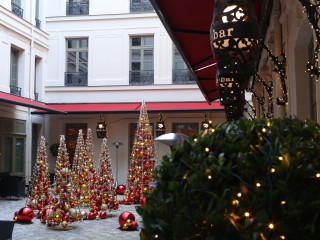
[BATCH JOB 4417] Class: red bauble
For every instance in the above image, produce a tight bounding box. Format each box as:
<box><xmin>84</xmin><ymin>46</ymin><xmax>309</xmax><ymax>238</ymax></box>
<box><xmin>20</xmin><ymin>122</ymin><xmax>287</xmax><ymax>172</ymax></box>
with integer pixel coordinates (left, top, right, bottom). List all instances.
<box><xmin>88</xmin><ymin>212</ymin><xmax>96</xmax><ymax>220</ymax></box>
<box><xmin>131</xmin><ymin>220</ymin><xmax>138</xmax><ymax>230</ymax></box>
<box><xmin>41</xmin><ymin>208</ymin><xmax>54</xmax><ymax>223</ymax></box>
<box><xmin>18</xmin><ymin>207</ymin><xmax>34</xmax><ymax>222</ymax></box>
<box><xmin>99</xmin><ymin>211</ymin><xmax>107</xmax><ymax>219</ymax></box>
<box><xmin>116</xmin><ymin>185</ymin><xmax>126</xmax><ymax>195</ymax></box>
<box><xmin>118</xmin><ymin>211</ymin><xmax>135</xmax><ymax>227</ymax></box>
<box><xmin>140</xmin><ymin>197</ymin><xmax>146</xmax><ymax>207</ymax></box>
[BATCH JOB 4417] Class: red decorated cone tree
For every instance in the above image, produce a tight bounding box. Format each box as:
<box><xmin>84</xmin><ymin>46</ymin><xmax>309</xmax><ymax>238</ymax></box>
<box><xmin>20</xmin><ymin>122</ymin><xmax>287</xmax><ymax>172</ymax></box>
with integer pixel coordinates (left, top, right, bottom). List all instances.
<box><xmin>123</xmin><ymin>102</ymin><xmax>156</xmax><ymax>205</ymax></box>
<box><xmin>26</xmin><ymin>136</ymin><xmax>51</xmax><ymax>212</ymax></box>
<box><xmin>45</xmin><ymin>135</ymin><xmax>81</xmax><ymax>228</ymax></box>
<box><xmin>96</xmin><ymin>138</ymin><xmax>118</xmax><ymax>217</ymax></box>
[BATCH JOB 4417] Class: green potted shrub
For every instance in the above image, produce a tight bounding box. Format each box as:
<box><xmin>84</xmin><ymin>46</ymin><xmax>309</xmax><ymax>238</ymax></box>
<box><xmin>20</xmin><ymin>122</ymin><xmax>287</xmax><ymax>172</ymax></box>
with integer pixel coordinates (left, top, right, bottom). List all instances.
<box><xmin>49</xmin><ymin>143</ymin><xmax>59</xmax><ymax>157</ymax></box>
<box><xmin>137</xmin><ymin>117</ymin><xmax>320</xmax><ymax>240</ymax></box>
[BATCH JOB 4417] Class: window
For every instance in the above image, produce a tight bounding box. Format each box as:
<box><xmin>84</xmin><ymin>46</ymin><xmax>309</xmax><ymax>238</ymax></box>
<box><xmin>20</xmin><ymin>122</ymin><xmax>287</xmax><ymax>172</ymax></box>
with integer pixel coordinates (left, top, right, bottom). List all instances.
<box><xmin>66</xmin><ymin>0</ymin><xmax>89</xmax><ymax>15</ymax></box>
<box><xmin>65</xmin><ymin>38</ymin><xmax>88</xmax><ymax>86</ymax></box>
<box><xmin>130</xmin><ymin>0</ymin><xmax>154</xmax><ymax>13</ymax></box>
<box><xmin>10</xmin><ymin>48</ymin><xmax>21</xmax><ymax>96</ymax></box>
<box><xmin>35</xmin><ymin>0</ymin><xmax>41</xmax><ymax>28</ymax></box>
<box><xmin>130</xmin><ymin>36</ymin><xmax>154</xmax><ymax>85</ymax></box>
<box><xmin>11</xmin><ymin>0</ymin><xmax>23</xmax><ymax>18</ymax></box>
<box><xmin>172</xmin><ymin>45</ymin><xmax>195</xmax><ymax>84</ymax></box>
<box><xmin>0</xmin><ymin>118</ymin><xmax>26</xmax><ymax>175</ymax></box>
<box><xmin>34</xmin><ymin>57</ymin><xmax>41</xmax><ymax>100</ymax></box>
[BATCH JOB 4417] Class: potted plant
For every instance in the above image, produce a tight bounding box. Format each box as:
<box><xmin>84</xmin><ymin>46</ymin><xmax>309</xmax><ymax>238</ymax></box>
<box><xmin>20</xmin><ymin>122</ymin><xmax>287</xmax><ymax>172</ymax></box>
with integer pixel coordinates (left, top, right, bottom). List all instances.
<box><xmin>49</xmin><ymin>143</ymin><xmax>59</xmax><ymax>157</ymax></box>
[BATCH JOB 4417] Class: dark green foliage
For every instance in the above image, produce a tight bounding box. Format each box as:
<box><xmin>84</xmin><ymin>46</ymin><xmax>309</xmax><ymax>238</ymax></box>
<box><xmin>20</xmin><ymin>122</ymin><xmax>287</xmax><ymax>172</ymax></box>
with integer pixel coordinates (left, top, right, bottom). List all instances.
<box><xmin>137</xmin><ymin>117</ymin><xmax>320</xmax><ymax>240</ymax></box>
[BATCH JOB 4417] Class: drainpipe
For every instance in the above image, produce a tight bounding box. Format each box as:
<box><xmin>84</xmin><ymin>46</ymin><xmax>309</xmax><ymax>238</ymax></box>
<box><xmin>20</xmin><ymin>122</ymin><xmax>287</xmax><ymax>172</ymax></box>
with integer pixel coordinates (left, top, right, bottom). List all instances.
<box><xmin>27</xmin><ymin>0</ymin><xmax>35</xmax><ymax>182</ymax></box>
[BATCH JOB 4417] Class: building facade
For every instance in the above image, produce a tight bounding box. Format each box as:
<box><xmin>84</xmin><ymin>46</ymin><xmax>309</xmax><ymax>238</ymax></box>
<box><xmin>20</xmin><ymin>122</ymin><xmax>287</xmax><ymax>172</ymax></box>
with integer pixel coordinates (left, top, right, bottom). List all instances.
<box><xmin>0</xmin><ymin>0</ymin><xmax>225</xmax><ymax>185</ymax></box>
<box><xmin>1</xmin><ymin>0</ymin><xmax>318</xmax><ymax>186</ymax></box>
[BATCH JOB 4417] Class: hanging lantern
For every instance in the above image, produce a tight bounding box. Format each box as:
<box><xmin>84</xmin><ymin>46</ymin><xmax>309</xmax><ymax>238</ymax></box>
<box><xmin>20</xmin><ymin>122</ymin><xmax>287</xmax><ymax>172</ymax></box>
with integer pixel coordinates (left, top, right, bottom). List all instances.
<box><xmin>201</xmin><ymin>112</ymin><xmax>212</xmax><ymax>131</ymax></box>
<box><xmin>96</xmin><ymin>114</ymin><xmax>107</xmax><ymax>138</ymax></box>
<box><xmin>155</xmin><ymin>113</ymin><xmax>166</xmax><ymax>137</ymax></box>
<box><xmin>211</xmin><ymin>0</ymin><xmax>260</xmax><ymax>120</ymax></box>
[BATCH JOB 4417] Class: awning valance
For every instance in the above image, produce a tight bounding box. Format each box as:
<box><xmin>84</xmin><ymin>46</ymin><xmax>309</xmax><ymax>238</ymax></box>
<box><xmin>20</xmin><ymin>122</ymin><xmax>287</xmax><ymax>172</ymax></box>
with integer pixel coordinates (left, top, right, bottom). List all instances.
<box><xmin>32</xmin><ymin>101</ymin><xmax>223</xmax><ymax>114</ymax></box>
<box><xmin>0</xmin><ymin>91</ymin><xmax>66</xmax><ymax>114</ymax></box>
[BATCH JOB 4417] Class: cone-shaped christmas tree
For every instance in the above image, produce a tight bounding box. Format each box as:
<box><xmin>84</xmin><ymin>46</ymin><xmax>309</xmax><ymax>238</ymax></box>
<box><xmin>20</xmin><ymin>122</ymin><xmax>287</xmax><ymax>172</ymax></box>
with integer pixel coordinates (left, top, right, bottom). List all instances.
<box><xmin>71</xmin><ymin>129</ymin><xmax>86</xmax><ymax>205</ymax></box>
<box><xmin>43</xmin><ymin>135</ymin><xmax>81</xmax><ymax>228</ymax></box>
<box><xmin>95</xmin><ymin>138</ymin><xmax>119</xmax><ymax>217</ymax></box>
<box><xmin>72</xmin><ymin>129</ymin><xmax>98</xmax><ymax>219</ymax></box>
<box><xmin>83</xmin><ymin>128</ymin><xmax>99</xmax><ymax>219</ymax></box>
<box><xmin>123</xmin><ymin>102</ymin><xmax>156</xmax><ymax>205</ymax></box>
<box><xmin>26</xmin><ymin>136</ymin><xmax>51</xmax><ymax>211</ymax></box>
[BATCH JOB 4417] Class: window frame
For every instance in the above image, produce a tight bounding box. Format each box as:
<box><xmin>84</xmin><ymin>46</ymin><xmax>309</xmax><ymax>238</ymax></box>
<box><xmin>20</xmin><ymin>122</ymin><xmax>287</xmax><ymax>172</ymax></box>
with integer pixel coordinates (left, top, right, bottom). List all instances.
<box><xmin>10</xmin><ymin>48</ymin><xmax>19</xmax><ymax>87</ymax></box>
<box><xmin>66</xmin><ymin>38</ymin><xmax>89</xmax><ymax>73</ymax></box>
<box><xmin>130</xmin><ymin>36</ymin><xmax>154</xmax><ymax>72</ymax></box>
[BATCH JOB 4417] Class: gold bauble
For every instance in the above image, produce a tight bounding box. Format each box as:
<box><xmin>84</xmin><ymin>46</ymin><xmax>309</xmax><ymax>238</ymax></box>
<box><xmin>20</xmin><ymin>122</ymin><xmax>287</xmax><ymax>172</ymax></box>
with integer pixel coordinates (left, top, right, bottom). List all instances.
<box><xmin>101</xmin><ymin>203</ymin><xmax>108</xmax><ymax>211</ymax></box>
<box><xmin>30</xmin><ymin>199</ymin><xmax>38</xmax><ymax>207</ymax></box>
<box><xmin>69</xmin><ymin>208</ymin><xmax>77</xmax><ymax>218</ymax></box>
<box><xmin>84</xmin><ymin>195</ymin><xmax>90</xmax><ymax>203</ymax></box>
<box><xmin>122</xmin><ymin>223</ymin><xmax>129</xmax><ymax>230</ymax></box>
<box><xmin>61</xmin><ymin>168</ymin><xmax>69</xmax><ymax>175</ymax></box>
<box><xmin>126</xmin><ymin>219</ymin><xmax>132</xmax><ymax>226</ymax></box>
<box><xmin>64</xmin><ymin>204</ymin><xmax>71</xmax><ymax>211</ymax></box>
<box><xmin>55</xmin><ymin>214</ymin><xmax>61</xmax><ymax>221</ymax></box>
<box><xmin>81</xmin><ymin>210</ymin><xmax>87</xmax><ymax>218</ymax></box>
<box><xmin>61</xmin><ymin>221</ymin><xmax>68</xmax><ymax>228</ymax></box>
<box><xmin>46</xmin><ymin>211</ymin><xmax>54</xmax><ymax>220</ymax></box>
<box><xmin>81</xmin><ymin>184</ymin><xmax>88</xmax><ymax>190</ymax></box>
<box><xmin>41</xmin><ymin>194</ymin><xmax>47</xmax><ymax>201</ymax></box>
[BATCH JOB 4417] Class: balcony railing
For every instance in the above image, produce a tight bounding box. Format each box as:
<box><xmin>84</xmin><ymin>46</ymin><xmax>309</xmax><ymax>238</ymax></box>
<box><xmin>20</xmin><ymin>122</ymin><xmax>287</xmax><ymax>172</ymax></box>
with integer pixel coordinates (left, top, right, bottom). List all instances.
<box><xmin>172</xmin><ymin>69</ymin><xmax>196</xmax><ymax>84</ymax></box>
<box><xmin>65</xmin><ymin>72</ymin><xmax>88</xmax><ymax>86</ymax></box>
<box><xmin>66</xmin><ymin>2</ymin><xmax>89</xmax><ymax>15</ymax></box>
<box><xmin>35</xmin><ymin>18</ymin><xmax>41</xmax><ymax>29</ymax></box>
<box><xmin>10</xmin><ymin>85</ymin><xmax>21</xmax><ymax>96</ymax></box>
<box><xmin>34</xmin><ymin>92</ymin><xmax>39</xmax><ymax>101</ymax></box>
<box><xmin>11</xmin><ymin>3</ymin><xmax>23</xmax><ymax>18</ymax></box>
<box><xmin>129</xmin><ymin>70</ymin><xmax>154</xmax><ymax>85</ymax></box>
<box><xmin>130</xmin><ymin>0</ymin><xmax>154</xmax><ymax>13</ymax></box>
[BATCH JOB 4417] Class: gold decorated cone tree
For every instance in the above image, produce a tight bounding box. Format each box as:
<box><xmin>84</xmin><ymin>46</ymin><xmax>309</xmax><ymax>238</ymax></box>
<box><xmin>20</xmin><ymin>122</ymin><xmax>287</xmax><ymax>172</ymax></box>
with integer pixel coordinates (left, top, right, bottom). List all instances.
<box><xmin>26</xmin><ymin>136</ymin><xmax>51</xmax><ymax>212</ymax></box>
<box><xmin>95</xmin><ymin>138</ymin><xmax>119</xmax><ymax>218</ymax></box>
<box><xmin>72</xmin><ymin>129</ymin><xmax>98</xmax><ymax>220</ymax></box>
<box><xmin>71</xmin><ymin>130</ymin><xmax>86</xmax><ymax>206</ymax></box>
<box><xmin>123</xmin><ymin>102</ymin><xmax>156</xmax><ymax>205</ymax></box>
<box><xmin>83</xmin><ymin>128</ymin><xmax>99</xmax><ymax>219</ymax></box>
<box><xmin>43</xmin><ymin>135</ymin><xmax>81</xmax><ymax>228</ymax></box>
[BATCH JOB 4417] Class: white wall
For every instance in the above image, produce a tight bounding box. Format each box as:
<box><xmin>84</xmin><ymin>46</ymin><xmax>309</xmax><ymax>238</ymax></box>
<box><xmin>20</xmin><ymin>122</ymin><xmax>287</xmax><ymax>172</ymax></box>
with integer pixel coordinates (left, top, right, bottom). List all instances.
<box><xmin>46</xmin><ymin>111</ymin><xmax>225</xmax><ymax>184</ymax></box>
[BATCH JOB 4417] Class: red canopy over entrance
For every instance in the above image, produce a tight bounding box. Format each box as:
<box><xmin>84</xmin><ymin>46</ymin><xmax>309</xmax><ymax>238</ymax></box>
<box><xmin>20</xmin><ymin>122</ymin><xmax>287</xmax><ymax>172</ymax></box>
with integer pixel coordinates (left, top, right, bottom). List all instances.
<box><xmin>150</xmin><ymin>0</ymin><xmax>264</xmax><ymax>103</ymax></box>
<box><xmin>0</xmin><ymin>91</ymin><xmax>66</xmax><ymax>114</ymax></box>
<box><xmin>33</xmin><ymin>101</ymin><xmax>224</xmax><ymax>114</ymax></box>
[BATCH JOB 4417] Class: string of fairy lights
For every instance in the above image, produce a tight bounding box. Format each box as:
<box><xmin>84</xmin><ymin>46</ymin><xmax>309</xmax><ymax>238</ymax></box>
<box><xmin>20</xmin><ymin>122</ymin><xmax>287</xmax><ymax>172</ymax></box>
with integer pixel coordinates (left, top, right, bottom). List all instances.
<box><xmin>299</xmin><ymin>0</ymin><xmax>320</xmax><ymax>79</ymax></box>
<box><xmin>250</xmin><ymin>0</ymin><xmax>320</xmax><ymax>119</ymax></box>
<box><xmin>249</xmin><ymin>44</ymin><xmax>287</xmax><ymax>119</ymax></box>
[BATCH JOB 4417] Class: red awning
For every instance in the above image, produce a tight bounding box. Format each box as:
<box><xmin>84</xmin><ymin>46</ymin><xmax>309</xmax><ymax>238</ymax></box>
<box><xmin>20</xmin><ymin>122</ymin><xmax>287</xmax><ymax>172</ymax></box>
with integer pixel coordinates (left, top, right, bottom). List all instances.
<box><xmin>150</xmin><ymin>0</ymin><xmax>262</xmax><ymax>103</ymax></box>
<box><xmin>32</xmin><ymin>101</ymin><xmax>223</xmax><ymax>114</ymax></box>
<box><xmin>0</xmin><ymin>91</ymin><xmax>66</xmax><ymax>114</ymax></box>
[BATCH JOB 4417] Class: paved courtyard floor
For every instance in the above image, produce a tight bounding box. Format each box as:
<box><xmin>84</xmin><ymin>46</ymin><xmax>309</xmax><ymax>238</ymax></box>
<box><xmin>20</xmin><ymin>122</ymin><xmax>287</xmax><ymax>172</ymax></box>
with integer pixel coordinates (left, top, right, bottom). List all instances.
<box><xmin>0</xmin><ymin>197</ymin><xmax>142</xmax><ymax>240</ymax></box>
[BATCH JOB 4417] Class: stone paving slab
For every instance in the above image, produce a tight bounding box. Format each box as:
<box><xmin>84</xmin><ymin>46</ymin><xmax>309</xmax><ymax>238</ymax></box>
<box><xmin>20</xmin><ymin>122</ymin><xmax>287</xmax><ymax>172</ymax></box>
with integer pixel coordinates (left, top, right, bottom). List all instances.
<box><xmin>0</xmin><ymin>198</ymin><xmax>142</xmax><ymax>240</ymax></box>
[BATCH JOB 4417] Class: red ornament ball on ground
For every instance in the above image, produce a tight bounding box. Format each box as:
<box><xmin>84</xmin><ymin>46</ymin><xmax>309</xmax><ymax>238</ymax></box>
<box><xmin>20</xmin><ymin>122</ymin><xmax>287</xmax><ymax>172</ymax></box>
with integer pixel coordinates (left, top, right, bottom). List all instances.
<box><xmin>17</xmin><ymin>207</ymin><xmax>34</xmax><ymax>222</ymax></box>
<box><xmin>99</xmin><ymin>211</ymin><xmax>107</xmax><ymax>219</ymax></box>
<box><xmin>116</xmin><ymin>184</ymin><xmax>126</xmax><ymax>195</ymax></box>
<box><xmin>118</xmin><ymin>211</ymin><xmax>135</xmax><ymax>227</ymax></box>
